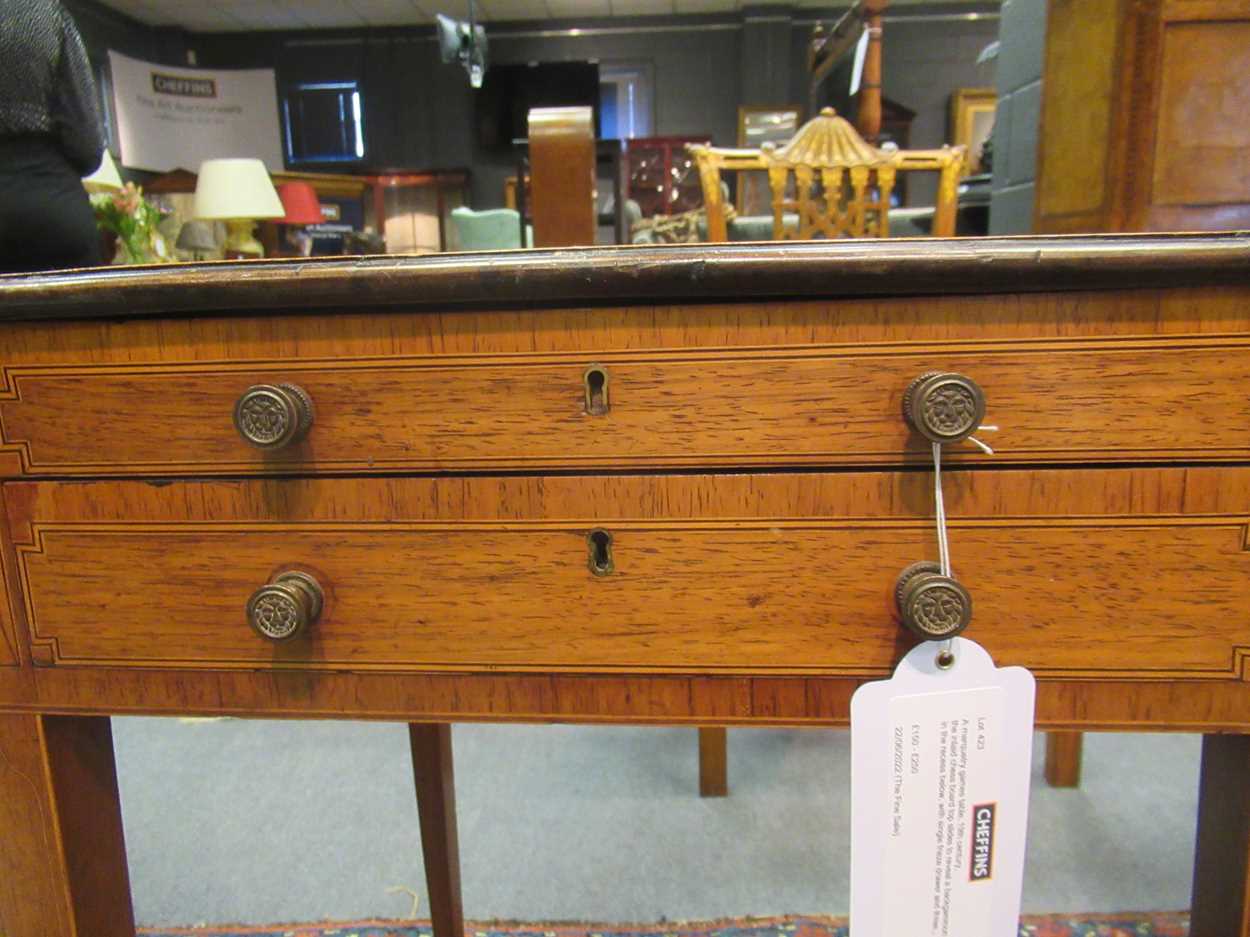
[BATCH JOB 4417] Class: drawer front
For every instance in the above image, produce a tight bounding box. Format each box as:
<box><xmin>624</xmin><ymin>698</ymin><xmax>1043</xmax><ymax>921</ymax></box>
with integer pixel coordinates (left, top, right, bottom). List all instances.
<box><xmin>3</xmin><ymin>336</ymin><xmax>1250</xmax><ymax>475</ymax></box>
<box><xmin>10</xmin><ymin>472</ymin><xmax>1250</xmax><ymax>680</ymax></box>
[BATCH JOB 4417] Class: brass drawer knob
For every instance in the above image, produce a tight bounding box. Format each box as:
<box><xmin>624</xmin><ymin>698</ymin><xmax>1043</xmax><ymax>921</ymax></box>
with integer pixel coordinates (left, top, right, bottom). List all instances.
<box><xmin>246</xmin><ymin>571</ymin><xmax>323</xmax><ymax>641</ymax></box>
<box><xmin>894</xmin><ymin>560</ymin><xmax>972</xmax><ymax>640</ymax></box>
<box><xmin>903</xmin><ymin>371</ymin><xmax>986</xmax><ymax>444</ymax></box>
<box><xmin>234</xmin><ymin>383</ymin><xmax>314</xmax><ymax>449</ymax></box>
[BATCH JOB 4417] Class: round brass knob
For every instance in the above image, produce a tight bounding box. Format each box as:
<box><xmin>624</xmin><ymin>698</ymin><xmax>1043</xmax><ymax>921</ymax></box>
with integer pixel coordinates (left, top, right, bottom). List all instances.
<box><xmin>903</xmin><ymin>371</ymin><xmax>986</xmax><ymax>444</ymax></box>
<box><xmin>246</xmin><ymin>571</ymin><xmax>323</xmax><ymax>641</ymax></box>
<box><xmin>894</xmin><ymin>560</ymin><xmax>972</xmax><ymax>640</ymax></box>
<box><xmin>234</xmin><ymin>383</ymin><xmax>314</xmax><ymax>449</ymax></box>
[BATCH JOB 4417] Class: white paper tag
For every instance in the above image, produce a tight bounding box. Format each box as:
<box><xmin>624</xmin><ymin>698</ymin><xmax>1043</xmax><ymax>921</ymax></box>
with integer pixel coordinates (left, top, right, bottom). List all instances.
<box><xmin>850</xmin><ymin>638</ymin><xmax>1035</xmax><ymax>937</ymax></box>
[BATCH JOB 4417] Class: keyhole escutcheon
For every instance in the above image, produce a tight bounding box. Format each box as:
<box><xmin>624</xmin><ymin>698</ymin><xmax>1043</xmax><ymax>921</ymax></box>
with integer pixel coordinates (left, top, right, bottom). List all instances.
<box><xmin>584</xmin><ymin>365</ymin><xmax>609</xmax><ymax>415</ymax></box>
<box><xmin>587</xmin><ymin>528</ymin><xmax>614</xmax><ymax>576</ymax></box>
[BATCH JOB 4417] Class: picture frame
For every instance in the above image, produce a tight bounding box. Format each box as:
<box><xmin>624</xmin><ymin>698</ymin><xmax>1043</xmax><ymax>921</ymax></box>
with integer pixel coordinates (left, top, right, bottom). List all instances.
<box><xmin>736</xmin><ymin>105</ymin><xmax>801</xmax><ymax>217</ymax></box>
<box><xmin>949</xmin><ymin>88</ymin><xmax>997</xmax><ymax>176</ymax></box>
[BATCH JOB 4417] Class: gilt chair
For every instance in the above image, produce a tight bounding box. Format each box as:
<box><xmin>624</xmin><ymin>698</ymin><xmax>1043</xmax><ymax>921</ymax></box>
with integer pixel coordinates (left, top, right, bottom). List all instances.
<box><xmin>688</xmin><ymin>107</ymin><xmax>965</xmax><ymax>243</ymax></box>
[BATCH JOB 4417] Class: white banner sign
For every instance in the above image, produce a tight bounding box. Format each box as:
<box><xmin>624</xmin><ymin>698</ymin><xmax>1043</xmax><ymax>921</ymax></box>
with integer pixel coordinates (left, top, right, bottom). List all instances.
<box><xmin>108</xmin><ymin>51</ymin><xmax>283</xmax><ymax>172</ymax></box>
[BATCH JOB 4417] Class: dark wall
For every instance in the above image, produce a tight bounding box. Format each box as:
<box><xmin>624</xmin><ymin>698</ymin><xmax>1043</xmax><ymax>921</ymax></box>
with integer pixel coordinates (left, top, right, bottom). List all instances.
<box><xmin>190</xmin><ymin>21</ymin><xmax>741</xmax><ymax>208</ymax></box>
<box><xmin>789</xmin><ymin>10</ymin><xmax>999</xmax><ymax>206</ymax></box>
<box><xmin>63</xmin><ymin>0</ymin><xmax>186</xmax><ymax>66</ymax></box>
<box><xmin>990</xmin><ymin>0</ymin><xmax>1047</xmax><ymax>233</ymax></box>
<box><xmin>474</xmin><ymin>23</ymin><xmax>741</xmax><ymax>207</ymax></box>
<box><xmin>89</xmin><ymin>4</ymin><xmax>999</xmax><ymax>212</ymax></box>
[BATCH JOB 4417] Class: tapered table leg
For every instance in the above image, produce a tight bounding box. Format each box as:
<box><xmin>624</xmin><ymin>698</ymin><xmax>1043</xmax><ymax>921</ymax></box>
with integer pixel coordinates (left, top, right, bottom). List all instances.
<box><xmin>698</xmin><ymin>727</ymin><xmax>728</xmax><ymax>797</ymax></box>
<box><xmin>409</xmin><ymin>722</ymin><xmax>464</xmax><ymax>937</ymax></box>
<box><xmin>1044</xmin><ymin>731</ymin><xmax>1083</xmax><ymax>788</ymax></box>
<box><xmin>1191</xmin><ymin>733</ymin><xmax>1250</xmax><ymax>936</ymax></box>
<box><xmin>0</xmin><ymin>712</ymin><xmax>135</xmax><ymax>937</ymax></box>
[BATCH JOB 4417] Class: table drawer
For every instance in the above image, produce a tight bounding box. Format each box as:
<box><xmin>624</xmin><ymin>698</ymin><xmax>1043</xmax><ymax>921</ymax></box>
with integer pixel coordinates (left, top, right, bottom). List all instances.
<box><xmin>9</xmin><ymin>470</ymin><xmax>1250</xmax><ymax>680</ymax></box>
<box><xmin>4</xmin><ymin>336</ymin><xmax>1250</xmax><ymax>476</ymax></box>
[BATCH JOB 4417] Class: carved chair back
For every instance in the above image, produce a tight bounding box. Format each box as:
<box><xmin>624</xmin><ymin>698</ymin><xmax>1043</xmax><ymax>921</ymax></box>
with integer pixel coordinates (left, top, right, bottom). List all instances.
<box><xmin>688</xmin><ymin>107</ymin><xmax>965</xmax><ymax>242</ymax></box>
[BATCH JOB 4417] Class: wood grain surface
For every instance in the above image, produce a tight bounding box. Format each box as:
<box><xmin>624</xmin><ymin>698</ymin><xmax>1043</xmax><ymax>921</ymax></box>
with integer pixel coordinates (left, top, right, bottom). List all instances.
<box><xmin>3</xmin><ymin>237</ymin><xmax>1250</xmax><ymax>932</ymax></box>
<box><xmin>1191</xmin><ymin>733</ymin><xmax>1250</xmax><ymax>937</ymax></box>
<box><xmin>9</xmin><ymin>334</ymin><xmax>1250</xmax><ymax>473</ymax></box>
<box><xmin>1</xmin><ymin>286</ymin><xmax>1245</xmax><ymax>364</ymax></box>
<box><xmin>2</xmin><ymin>234</ymin><xmax>1250</xmax><ymax>322</ymax></box>
<box><xmin>7</xmin><ymin>468</ymin><xmax>1250</xmax><ymax>680</ymax></box>
<box><xmin>529</xmin><ymin>107</ymin><xmax>597</xmax><ymax>248</ymax></box>
<box><xmin>698</xmin><ymin>727</ymin><xmax>729</xmax><ymax>797</ymax></box>
<box><xmin>409</xmin><ymin>724</ymin><xmax>464</xmax><ymax>937</ymax></box>
<box><xmin>1035</xmin><ymin>0</ymin><xmax>1250</xmax><ymax>235</ymax></box>
<box><xmin>0</xmin><ymin>713</ymin><xmax>135</xmax><ymax>937</ymax></box>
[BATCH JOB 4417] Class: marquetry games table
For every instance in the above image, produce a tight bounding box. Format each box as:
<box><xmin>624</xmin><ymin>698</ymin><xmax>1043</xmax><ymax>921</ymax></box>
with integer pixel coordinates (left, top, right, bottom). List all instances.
<box><xmin>2</xmin><ymin>234</ymin><xmax>1250</xmax><ymax>935</ymax></box>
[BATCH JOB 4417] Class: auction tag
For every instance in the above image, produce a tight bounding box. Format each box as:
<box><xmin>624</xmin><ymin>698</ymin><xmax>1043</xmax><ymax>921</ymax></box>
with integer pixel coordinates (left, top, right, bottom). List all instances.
<box><xmin>850</xmin><ymin>638</ymin><xmax>1035</xmax><ymax>937</ymax></box>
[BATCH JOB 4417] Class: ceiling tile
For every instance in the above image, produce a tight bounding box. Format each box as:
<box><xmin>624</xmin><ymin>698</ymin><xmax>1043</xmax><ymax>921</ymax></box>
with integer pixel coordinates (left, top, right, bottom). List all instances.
<box><xmin>114</xmin><ymin>0</ymin><xmax>190</xmax><ymax>25</ymax></box>
<box><xmin>98</xmin><ymin>0</ymin><xmax>995</xmax><ymax>32</ymax></box>
<box><xmin>479</xmin><ymin>0</ymin><xmax>552</xmax><ymax>20</ymax></box>
<box><xmin>545</xmin><ymin>0</ymin><xmax>611</xmax><ymax>16</ymax></box>
<box><xmin>417</xmin><ymin>0</ymin><xmax>480</xmax><ymax>19</ymax></box>
<box><xmin>211</xmin><ymin>0</ymin><xmax>302</xmax><ymax>29</ymax></box>
<box><xmin>282</xmin><ymin>0</ymin><xmax>367</xmax><ymax>27</ymax></box>
<box><xmin>166</xmin><ymin>4</ymin><xmax>247</xmax><ymax>31</ymax></box>
<box><xmin>347</xmin><ymin>0</ymin><xmax>428</xmax><ymax>25</ymax></box>
<box><xmin>608</xmin><ymin>0</ymin><xmax>675</xmax><ymax>13</ymax></box>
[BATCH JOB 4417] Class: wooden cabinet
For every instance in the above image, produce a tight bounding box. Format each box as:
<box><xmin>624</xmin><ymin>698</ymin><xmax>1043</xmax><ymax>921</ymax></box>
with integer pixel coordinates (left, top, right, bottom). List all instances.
<box><xmin>367</xmin><ymin>170</ymin><xmax>470</xmax><ymax>253</ymax></box>
<box><xmin>1035</xmin><ymin>0</ymin><xmax>1250</xmax><ymax>233</ymax></box>
<box><xmin>626</xmin><ymin>136</ymin><xmax>709</xmax><ymax>217</ymax></box>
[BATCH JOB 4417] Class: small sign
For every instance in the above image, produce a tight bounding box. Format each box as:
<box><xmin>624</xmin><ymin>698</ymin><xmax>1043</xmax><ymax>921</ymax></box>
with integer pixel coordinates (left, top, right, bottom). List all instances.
<box><xmin>108</xmin><ymin>51</ymin><xmax>283</xmax><ymax>172</ymax></box>
<box><xmin>850</xmin><ymin>638</ymin><xmax>1035</xmax><ymax>937</ymax></box>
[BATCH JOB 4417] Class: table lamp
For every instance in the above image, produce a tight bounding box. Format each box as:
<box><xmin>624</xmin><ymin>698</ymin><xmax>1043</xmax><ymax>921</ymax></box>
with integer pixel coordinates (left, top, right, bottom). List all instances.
<box><xmin>277</xmin><ymin>182</ymin><xmax>323</xmax><ymax>226</ymax></box>
<box><xmin>193</xmin><ymin>158</ymin><xmax>284</xmax><ymax>258</ymax></box>
<box><xmin>276</xmin><ymin>182</ymin><xmax>324</xmax><ymax>257</ymax></box>
<box><xmin>175</xmin><ymin>220</ymin><xmax>218</xmax><ymax>260</ymax></box>
<box><xmin>82</xmin><ymin>150</ymin><xmax>123</xmax><ymax>192</ymax></box>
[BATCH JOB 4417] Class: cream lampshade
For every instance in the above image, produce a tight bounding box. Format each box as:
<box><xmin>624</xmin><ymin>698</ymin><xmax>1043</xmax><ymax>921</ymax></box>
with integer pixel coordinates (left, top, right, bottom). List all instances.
<box><xmin>82</xmin><ymin>150</ymin><xmax>124</xmax><ymax>192</ymax></box>
<box><xmin>193</xmin><ymin>158</ymin><xmax>284</xmax><ymax>258</ymax></box>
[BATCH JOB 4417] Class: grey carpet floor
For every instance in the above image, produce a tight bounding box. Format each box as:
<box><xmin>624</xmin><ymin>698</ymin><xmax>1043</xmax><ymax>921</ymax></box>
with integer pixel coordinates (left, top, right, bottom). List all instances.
<box><xmin>112</xmin><ymin>720</ymin><xmax>1198</xmax><ymax>928</ymax></box>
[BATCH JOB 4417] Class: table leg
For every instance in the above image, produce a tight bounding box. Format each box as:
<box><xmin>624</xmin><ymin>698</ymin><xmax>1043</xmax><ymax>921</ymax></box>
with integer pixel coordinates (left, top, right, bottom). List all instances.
<box><xmin>1191</xmin><ymin>733</ymin><xmax>1250</xmax><ymax>936</ymax></box>
<box><xmin>409</xmin><ymin>722</ymin><xmax>464</xmax><ymax>937</ymax></box>
<box><xmin>1044</xmin><ymin>731</ymin><xmax>1083</xmax><ymax>788</ymax></box>
<box><xmin>0</xmin><ymin>712</ymin><xmax>135</xmax><ymax>937</ymax></box>
<box><xmin>698</xmin><ymin>727</ymin><xmax>728</xmax><ymax>797</ymax></box>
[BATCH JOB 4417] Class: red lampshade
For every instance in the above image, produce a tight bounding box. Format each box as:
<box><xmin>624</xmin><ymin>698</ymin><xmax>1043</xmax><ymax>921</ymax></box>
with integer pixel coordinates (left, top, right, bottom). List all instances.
<box><xmin>276</xmin><ymin>182</ymin><xmax>323</xmax><ymax>225</ymax></box>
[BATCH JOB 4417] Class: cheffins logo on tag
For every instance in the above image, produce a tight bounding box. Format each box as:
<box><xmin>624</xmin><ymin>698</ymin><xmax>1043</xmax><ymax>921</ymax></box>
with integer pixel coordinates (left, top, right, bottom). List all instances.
<box><xmin>970</xmin><ymin>802</ymin><xmax>996</xmax><ymax>881</ymax></box>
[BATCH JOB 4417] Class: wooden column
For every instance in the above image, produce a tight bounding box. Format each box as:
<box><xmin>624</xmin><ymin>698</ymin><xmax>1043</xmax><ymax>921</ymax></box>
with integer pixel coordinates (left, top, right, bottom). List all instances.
<box><xmin>855</xmin><ymin>0</ymin><xmax>888</xmax><ymax>144</ymax></box>
<box><xmin>698</xmin><ymin>727</ymin><xmax>728</xmax><ymax>798</ymax></box>
<box><xmin>1191</xmin><ymin>733</ymin><xmax>1250</xmax><ymax>936</ymax></box>
<box><xmin>528</xmin><ymin>107</ymin><xmax>597</xmax><ymax>247</ymax></box>
<box><xmin>409</xmin><ymin>723</ymin><xmax>464</xmax><ymax>937</ymax></box>
<box><xmin>0</xmin><ymin>713</ymin><xmax>135</xmax><ymax>937</ymax></box>
<box><xmin>1044</xmin><ymin>731</ymin><xmax>1083</xmax><ymax>788</ymax></box>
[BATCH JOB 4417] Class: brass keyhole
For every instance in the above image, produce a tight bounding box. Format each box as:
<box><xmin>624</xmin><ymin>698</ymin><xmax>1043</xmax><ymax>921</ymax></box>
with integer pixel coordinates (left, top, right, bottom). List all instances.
<box><xmin>587</xmin><ymin>528</ymin><xmax>614</xmax><ymax>576</ymax></box>
<box><xmin>584</xmin><ymin>365</ymin><xmax>609</xmax><ymax>416</ymax></box>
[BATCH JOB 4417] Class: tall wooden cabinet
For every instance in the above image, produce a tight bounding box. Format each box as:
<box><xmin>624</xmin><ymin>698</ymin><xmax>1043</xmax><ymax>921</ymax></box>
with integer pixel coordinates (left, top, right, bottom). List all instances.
<box><xmin>1035</xmin><ymin>0</ymin><xmax>1250</xmax><ymax>234</ymax></box>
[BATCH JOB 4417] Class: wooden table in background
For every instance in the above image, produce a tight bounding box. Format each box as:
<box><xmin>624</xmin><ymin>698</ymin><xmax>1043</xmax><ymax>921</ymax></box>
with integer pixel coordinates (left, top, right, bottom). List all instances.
<box><xmin>2</xmin><ymin>234</ymin><xmax>1250</xmax><ymax>936</ymax></box>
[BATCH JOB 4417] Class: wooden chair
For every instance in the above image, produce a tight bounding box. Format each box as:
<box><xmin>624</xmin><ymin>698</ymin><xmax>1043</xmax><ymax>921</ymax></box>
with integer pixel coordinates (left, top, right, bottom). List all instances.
<box><xmin>688</xmin><ymin>107</ymin><xmax>965</xmax><ymax>243</ymax></box>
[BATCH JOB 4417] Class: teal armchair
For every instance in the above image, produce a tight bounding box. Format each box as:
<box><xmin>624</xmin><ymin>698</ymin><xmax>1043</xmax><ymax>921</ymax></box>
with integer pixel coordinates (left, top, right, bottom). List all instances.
<box><xmin>450</xmin><ymin>207</ymin><xmax>532</xmax><ymax>250</ymax></box>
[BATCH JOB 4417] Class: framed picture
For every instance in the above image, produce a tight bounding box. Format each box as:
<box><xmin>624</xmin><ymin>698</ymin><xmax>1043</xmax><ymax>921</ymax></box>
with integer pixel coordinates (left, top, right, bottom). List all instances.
<box><xmin>736</xmin><ymin>105</ymin><xmax>801</xmax><ymax>216</ymax></box>
<box><xmin>950</xmin><ymin>88</ymin><xmax>996</xmax><ymax>176</ymax></box>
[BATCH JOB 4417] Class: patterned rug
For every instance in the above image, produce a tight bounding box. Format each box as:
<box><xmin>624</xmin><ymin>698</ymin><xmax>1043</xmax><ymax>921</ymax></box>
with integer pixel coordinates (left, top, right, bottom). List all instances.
<box><xmin>139</xmin><ymin>911</ymin><xmax>1190</xmax><ymax>937</ymax></box>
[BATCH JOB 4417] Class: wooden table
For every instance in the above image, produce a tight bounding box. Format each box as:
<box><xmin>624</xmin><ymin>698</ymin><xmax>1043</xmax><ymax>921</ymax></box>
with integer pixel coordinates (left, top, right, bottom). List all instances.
<box><xmin>2</xmin><ymin>234</ymin><xmax>1250</xmax><ymax>936</ymax></box>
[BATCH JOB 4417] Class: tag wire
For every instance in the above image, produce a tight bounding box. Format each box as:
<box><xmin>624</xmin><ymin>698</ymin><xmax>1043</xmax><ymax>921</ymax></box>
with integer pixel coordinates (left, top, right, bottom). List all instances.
<box><xmin>930</xmin><ymin>424</ymin><xmax>998</xmax><ymax>667</ymax></box>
